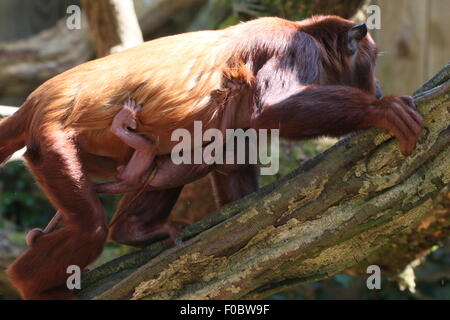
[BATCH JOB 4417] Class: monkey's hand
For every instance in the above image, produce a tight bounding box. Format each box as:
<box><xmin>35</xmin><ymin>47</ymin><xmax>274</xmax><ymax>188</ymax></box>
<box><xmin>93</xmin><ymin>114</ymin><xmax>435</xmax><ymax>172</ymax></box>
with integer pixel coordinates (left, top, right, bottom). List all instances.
<box><xmin>95</xmin><ymin>180</ymin><xmax>143</xmax><ymax>194</ymax></box>
<box><xmin>370</xmin><ymin>96</ymin><xmax>423</xmax><ymax>155</ymax></box>
<box><xmin>95</xmin><ymin>164</ymin><xmax>154</xmax><ymax>194</ymax></box>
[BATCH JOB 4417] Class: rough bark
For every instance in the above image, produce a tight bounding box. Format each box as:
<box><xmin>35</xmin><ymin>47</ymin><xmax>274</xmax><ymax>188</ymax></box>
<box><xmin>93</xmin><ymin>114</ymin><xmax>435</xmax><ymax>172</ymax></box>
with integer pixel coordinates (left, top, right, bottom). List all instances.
<box><xmin>81</xmin><ymin>0</ymin><xmax>143</xmax><ymax>57</ymax></box>
<box><xmin>77</xmin><ymin>63</ymin><xmax>450</xmax><ymax>300</ymax></box>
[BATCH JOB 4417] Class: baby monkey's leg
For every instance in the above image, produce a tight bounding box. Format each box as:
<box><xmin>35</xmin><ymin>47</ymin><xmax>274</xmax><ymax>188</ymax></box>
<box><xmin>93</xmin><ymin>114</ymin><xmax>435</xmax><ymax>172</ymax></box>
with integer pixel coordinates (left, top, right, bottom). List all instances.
<box><xmin>96</xmin><ymin>99</ymin><xmax>158</xmax><ymax>194</ymax></box>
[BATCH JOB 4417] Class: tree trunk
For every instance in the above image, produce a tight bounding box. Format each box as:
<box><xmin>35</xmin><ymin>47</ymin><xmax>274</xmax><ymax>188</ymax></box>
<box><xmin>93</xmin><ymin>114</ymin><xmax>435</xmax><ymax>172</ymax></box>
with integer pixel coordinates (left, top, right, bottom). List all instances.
<box><xmin>78</xmin><ymin>63</ymin><xmax>450</xmax><ymax>300</ymax></box>
<box><xmin>81</xmin><ymin>0</ymin><xmax>143</xmax><ymax>57</ymax></box>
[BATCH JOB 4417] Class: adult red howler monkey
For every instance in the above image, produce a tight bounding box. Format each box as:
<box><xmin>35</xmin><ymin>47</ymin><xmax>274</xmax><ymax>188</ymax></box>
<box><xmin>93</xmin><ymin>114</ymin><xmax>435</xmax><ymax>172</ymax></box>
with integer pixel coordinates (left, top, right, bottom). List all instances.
<box><xmin>0</xmin><ymin>16</ymin><xmax>422</xmax><ymax>299</ymax></box>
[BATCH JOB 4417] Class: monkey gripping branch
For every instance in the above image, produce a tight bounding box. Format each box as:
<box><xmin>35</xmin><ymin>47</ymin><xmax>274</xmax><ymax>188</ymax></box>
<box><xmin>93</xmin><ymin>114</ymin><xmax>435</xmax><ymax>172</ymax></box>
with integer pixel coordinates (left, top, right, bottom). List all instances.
<box><xmin>79</xmin><ymin>63</ymin><xmax>450</xmax><ymax>300</ymax></box>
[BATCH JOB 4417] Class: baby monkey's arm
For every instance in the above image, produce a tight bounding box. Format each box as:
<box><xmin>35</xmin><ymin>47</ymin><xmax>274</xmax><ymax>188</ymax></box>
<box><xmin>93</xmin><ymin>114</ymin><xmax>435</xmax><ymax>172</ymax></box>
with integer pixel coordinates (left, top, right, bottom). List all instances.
<box><xmin>96</xmin><ymin>99</ymin><xmax>157</xmax><ymax>194</ymax></box>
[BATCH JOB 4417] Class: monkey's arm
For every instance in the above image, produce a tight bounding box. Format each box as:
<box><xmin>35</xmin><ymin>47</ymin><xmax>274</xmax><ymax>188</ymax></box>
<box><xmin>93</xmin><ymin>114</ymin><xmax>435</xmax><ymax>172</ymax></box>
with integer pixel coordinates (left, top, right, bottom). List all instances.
<box><xmin>96</xmin><ymin>99</ymin><xmax>158</xmax><ymax>194</ymax></box>
<box><xmin>251</xmin><ymin>85</ymin><xmax>422</xmax><ymax>155</ymax></box>
<box><xmin>251</xmin><ymin>52</ymin><xmax>422</xmax><ymax>155</ymax></box>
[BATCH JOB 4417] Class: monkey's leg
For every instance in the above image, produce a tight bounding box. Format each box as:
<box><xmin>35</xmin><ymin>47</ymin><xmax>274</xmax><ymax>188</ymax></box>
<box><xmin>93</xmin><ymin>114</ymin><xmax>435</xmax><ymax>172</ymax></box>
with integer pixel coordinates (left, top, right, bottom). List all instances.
<box><xmin>110</xmin><ymin>156</ymin><xmax>223</xmax><ymax>246</ymax></box>
<box><xmin>210</xmin><ymin>163</ymin><xmax>259</xmax><ymax>208</ymax></box>
<box><xmin>113</xmin><ymin>156</ymin><xmax>259</xmax><ymax>247</ymax></box>
<box><xmin>208</xmin><ymin>129</ymin><xmax>259</xmax><ymax>207</ymax></box>
<box><xmin>109</xmin><ymin>186</ymin><xmax>184</xmax><ymax>246</ymax></box>
<box><xmin>7</xmin><ymin>130</ymin><xmax>108</xmax><ymax>300</ymax></box>
<box><xmin>26</xmin><ymin>151</ymin><xmax>118</xmax><ymax>247</ymax></box>
<box><xmin>120</xmin><ymin>164</ymin><xmax>259</xmax><ymax>247</ymax></box>
<box><xmin>96</xmin><ymin>99</ymin><xmax>158</xmax><ymax>194</ymax></box>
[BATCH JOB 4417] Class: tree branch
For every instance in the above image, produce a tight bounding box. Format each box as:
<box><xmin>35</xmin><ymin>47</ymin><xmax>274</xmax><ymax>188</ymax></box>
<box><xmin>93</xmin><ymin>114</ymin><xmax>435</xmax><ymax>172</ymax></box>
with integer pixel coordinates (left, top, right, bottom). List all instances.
<box><xmin>78</xmin><ymin>63</ymin><xmax>450</xmax><ymax>300</ymax></box>
<box><xmin>0</xmin><ymin>17</ymin><xmax>92</xmax><ymax>99</ymax></box>
<box><xmin>0</xmin><ymin>0</ymin><xmax>204</xmax><ymax>98</ymax></box>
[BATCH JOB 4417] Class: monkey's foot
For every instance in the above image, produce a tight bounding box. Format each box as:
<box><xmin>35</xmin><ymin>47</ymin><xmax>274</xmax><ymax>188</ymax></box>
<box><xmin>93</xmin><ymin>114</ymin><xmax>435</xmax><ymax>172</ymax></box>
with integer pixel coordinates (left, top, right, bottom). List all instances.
<box><xmin>110</xmin><ymin>219</ymin><xmax>190</xmax><ymax>247</ymax></box>
<box><xmin>95</xmin><ymin>180</ymin><xmax>142</xmax><ymax>194</ymax></box>
<box><xmin>95</xmin><ymin>166</ymin><xmax>156</xmax><ymax>194</ymax></box>
<box><xmin>162</xmin><ymin>220</ymin><xmax>190</xmax><ymax>245</ymax></box>
<box><xmin>26</xmin><ymin>228</ymin><xmax>44</xmax><ymax>247</ymax></box>
<box><xmin>26</xmin><ymin>212</ymin><xmax>63</xmax><ymax>247</ymax></box>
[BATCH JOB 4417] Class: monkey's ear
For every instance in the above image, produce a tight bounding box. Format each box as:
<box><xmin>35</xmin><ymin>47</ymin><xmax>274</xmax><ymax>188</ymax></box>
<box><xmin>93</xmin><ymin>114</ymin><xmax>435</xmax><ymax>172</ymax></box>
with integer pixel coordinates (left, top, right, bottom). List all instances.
<box><xmin>347</xmin><ymin>23</ymin><xmax>368</xmax><ymax>55</ymax></box>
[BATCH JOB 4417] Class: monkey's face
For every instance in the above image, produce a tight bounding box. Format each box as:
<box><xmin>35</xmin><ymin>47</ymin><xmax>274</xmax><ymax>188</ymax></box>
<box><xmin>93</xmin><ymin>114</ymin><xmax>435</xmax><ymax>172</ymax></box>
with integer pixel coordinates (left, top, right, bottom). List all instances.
<box><xmin>339</xmin><ymin>23</ymin><xmax>379</xmax><ymax>97</ymax></box>
<box><xmin>299</xmin><ymin>16</ymin><xmax>379</xmax><ymax>97</ymax></box>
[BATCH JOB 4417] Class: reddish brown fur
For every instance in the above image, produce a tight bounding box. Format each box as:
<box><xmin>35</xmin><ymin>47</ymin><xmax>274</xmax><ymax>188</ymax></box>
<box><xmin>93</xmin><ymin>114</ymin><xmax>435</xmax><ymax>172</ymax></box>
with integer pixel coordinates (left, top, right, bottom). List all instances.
<box><xmin>0</xmin><ymin>16</ymin><xmax>422</xmax><ymax>299</ymax></box>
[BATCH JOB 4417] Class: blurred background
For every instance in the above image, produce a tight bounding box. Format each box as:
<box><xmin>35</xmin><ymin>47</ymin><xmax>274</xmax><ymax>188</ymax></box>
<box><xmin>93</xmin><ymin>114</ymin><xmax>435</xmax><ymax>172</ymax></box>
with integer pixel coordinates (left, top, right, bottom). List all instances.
<box><xmin>0</xmin><ymin>0</ymin><xmax>449</xmax><ymax>299</ymax></box>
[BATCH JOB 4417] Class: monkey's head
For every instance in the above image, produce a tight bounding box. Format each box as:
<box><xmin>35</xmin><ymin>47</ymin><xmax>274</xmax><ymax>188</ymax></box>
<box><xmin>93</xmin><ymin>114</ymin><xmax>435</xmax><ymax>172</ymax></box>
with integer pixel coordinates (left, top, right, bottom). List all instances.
<box><xmin>299</xmin><ymin>16</ymin><xmax>380</xmax><ymax>97</ymax></box>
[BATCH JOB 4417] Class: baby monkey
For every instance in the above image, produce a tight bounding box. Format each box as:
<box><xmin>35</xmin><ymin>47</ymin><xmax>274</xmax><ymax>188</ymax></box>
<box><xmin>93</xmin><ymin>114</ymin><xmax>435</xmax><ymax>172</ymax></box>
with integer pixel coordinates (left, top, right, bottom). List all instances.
<box><xmin>27</xmin><ymin>81</ymin><xmax>242</xmax><ymax>247</ymax></box>
<box><xmin>96</xmin><ymin>99</ymin><xmax>158</xmax><ymax>194</ymax></box>
<box><xmin>26</xmin><ymin>99</ymin><xmax>157</xmax><ymax>246</ymax></box>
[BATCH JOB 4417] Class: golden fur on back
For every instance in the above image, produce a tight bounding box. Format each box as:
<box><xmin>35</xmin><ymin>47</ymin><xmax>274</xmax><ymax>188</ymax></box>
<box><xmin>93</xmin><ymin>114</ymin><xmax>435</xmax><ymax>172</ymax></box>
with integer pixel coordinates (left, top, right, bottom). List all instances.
<box><xmin>23</xmin><ymin>17</ymin><xmax>300</xmax><ymax>149</ymax></box>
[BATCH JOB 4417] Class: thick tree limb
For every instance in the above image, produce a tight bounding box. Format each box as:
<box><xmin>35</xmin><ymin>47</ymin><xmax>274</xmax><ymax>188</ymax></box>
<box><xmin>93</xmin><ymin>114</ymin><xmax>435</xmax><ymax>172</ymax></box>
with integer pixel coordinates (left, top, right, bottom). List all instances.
<box><xmin>78</xmin><ymin>63</ymin><xmax>450</xmax><ymax>300</ymax></box>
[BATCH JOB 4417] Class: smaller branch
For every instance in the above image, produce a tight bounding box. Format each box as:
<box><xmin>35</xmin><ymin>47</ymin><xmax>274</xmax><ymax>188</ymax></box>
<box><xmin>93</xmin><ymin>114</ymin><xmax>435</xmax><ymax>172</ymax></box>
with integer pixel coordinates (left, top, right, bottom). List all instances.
<box><xmin>414</xmin><ymin>62</ymin><xmax>450</xmax><ymax>96</ymax></box>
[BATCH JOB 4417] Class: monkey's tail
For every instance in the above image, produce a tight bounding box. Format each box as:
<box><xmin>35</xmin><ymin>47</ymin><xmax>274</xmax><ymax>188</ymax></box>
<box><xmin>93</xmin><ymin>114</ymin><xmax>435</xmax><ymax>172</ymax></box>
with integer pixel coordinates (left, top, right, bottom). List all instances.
<box><xmin>0</xmin><ymin>103</ymin><xmax>29</xmax><ymax>166</ymax></box>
